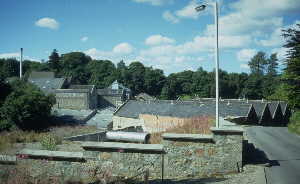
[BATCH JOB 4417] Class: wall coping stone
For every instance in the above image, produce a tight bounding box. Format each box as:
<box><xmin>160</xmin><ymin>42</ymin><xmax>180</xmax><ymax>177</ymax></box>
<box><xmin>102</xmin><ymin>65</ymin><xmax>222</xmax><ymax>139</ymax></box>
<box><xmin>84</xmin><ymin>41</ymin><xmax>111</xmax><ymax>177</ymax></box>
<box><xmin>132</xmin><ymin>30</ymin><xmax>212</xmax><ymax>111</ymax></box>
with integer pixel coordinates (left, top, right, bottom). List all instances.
<box><xmin>18</xmin><ymin>149</ymin><xmax>85</xmax><ymax>162</ymax></box>
<box><xmin>210</xmin><ymin>126</ymin><xmax>244</xmax><ymax>135</ymax></box>
<box><xmin>0</xmin><ymin>155</ymin><xmax>17</xmax><ymax>165</ymax></box>
<box><xmin>82</xmin><ymin>141</ymin><xmax>165</xmax><ymax>154</ymax></box>
<box><xmin>162</xmin><ymin>133</ymin><xmax>214</xmax><ymax>142</ymax></box>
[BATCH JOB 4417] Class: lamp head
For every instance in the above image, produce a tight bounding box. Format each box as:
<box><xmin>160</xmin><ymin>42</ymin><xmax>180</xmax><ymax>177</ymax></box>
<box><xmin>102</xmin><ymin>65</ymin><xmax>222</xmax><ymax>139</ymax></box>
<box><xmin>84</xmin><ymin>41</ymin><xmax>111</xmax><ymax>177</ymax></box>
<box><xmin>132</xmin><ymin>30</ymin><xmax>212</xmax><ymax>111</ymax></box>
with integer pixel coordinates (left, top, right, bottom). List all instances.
<box><xmin>195</xmin><ymin>4</ymin><xmax>206</xmax><ymax>12</ymax></box>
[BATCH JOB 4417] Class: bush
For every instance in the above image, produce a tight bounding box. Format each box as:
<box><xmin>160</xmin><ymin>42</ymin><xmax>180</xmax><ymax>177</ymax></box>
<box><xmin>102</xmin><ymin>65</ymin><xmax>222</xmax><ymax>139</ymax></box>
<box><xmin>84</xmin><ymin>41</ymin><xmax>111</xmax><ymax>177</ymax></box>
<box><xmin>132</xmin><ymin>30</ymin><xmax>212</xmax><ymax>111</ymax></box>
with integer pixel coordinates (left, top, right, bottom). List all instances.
<box><xmin>288</xmin><ymin>110</ymin><xmax>300</xmax><ymax>135</ymax></box>
<box><xmin>40</xmin><ymin>134</ymin><xmax>62</xmax><ymax>151</ymax></box>
<box><xmin>0</xmin><ymin>80</ymin><xmax>55</xmax><ymax>130</ymax></box>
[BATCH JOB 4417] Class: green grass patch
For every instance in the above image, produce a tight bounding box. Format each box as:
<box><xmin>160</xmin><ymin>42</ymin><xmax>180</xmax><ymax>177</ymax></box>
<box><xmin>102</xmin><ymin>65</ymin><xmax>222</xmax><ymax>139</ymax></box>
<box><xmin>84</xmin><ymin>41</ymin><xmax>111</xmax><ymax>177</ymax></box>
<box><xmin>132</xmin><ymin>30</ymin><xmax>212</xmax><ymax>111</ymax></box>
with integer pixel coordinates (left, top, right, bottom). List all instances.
<box><xmin>288</xmin><ymin>110</ymin><xmax>300</xmax><ymax>135</ymax></box>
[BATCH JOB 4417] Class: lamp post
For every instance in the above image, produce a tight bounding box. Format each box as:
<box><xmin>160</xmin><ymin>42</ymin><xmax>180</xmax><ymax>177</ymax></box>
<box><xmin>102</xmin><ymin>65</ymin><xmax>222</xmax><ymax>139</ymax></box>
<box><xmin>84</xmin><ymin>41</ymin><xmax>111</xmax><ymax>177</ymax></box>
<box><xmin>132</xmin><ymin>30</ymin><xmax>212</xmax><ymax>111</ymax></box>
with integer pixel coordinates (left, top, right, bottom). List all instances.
<box><xmin>195</xmin><ymin>1</ymin><xmax>219</xmax><ymax>128</ymax></box>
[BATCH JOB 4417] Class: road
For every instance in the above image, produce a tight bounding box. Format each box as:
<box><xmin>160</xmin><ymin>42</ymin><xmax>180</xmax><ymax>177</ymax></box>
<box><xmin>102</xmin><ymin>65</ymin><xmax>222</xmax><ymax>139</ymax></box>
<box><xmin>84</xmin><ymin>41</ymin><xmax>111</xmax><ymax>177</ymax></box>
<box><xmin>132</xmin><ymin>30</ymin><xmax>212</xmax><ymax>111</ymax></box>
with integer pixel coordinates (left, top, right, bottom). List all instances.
<box><xmin>246</xmin><ymin>126</ymin><xmax>300</xmax><ymax>184</ymax></box>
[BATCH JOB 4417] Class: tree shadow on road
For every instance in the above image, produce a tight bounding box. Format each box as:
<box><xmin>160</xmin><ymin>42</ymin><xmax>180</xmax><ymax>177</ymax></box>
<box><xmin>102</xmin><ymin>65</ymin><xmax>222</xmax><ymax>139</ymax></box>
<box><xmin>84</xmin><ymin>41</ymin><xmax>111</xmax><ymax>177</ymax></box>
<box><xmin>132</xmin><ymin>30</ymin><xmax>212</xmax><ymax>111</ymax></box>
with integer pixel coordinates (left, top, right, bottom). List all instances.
<box><xmin>243</xmin><ymin>140</ymin><xmax>280</xmax><ymax>167</ymax></box>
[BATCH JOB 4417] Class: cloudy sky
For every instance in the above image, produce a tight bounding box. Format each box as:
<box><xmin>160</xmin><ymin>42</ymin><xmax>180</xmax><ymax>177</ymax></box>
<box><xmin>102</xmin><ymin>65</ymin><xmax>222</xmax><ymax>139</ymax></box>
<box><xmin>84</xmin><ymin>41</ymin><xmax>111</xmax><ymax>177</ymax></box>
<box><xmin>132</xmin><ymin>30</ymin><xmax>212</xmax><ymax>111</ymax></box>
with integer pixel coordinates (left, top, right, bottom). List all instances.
<box><xmin>0</xmin><ymin>0</ymin><xmax>299</xmax><ymax>74</ymax></box>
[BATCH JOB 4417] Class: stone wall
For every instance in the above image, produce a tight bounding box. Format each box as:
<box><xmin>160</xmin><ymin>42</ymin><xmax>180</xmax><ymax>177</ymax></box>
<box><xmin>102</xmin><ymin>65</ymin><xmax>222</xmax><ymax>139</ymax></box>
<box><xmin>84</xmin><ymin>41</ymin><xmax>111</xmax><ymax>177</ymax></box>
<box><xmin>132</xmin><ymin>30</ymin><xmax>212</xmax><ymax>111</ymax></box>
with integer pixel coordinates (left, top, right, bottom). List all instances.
<box><xmin>0</xmin><ymin>127</ymin><xmax>244</xmax><ymax>179</ymax></box>
<box><xmin>55</xmin><ymin>92</ymin><xmax>89</xmax><ymax>110</ymax></box>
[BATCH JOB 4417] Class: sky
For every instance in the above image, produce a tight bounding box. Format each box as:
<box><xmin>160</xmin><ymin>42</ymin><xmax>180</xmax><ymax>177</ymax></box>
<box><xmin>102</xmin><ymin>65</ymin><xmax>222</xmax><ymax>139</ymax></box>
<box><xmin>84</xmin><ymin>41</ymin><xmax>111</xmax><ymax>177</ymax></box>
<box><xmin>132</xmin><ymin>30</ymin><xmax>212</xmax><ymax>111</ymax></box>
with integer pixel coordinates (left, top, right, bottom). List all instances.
<box><xmin>0</xmin><ymin>0</ymin><xmax>299</xmax><ymax>75</ymax></box>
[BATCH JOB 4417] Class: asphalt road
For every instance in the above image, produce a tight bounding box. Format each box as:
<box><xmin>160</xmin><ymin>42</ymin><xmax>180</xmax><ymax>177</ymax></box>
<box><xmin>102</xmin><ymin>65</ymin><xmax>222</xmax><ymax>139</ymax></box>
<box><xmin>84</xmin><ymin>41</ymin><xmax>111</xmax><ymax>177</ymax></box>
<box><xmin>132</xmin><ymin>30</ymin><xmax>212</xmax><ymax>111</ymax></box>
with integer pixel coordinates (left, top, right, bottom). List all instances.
<box><xmin>246</xmin><ymin>126</ymin><xmax>300</xmax><ymax>184</ymax></box>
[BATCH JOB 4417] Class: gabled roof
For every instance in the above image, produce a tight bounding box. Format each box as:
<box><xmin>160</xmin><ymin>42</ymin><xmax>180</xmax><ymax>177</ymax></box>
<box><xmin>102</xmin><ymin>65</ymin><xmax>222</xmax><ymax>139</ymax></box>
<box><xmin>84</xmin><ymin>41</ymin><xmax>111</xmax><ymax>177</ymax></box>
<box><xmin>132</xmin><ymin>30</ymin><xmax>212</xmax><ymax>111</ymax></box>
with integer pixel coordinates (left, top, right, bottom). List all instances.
<box><xmin>29</xmin><ymin>78</ymin><xmax>66</xmax><ymax>94</ymax></box>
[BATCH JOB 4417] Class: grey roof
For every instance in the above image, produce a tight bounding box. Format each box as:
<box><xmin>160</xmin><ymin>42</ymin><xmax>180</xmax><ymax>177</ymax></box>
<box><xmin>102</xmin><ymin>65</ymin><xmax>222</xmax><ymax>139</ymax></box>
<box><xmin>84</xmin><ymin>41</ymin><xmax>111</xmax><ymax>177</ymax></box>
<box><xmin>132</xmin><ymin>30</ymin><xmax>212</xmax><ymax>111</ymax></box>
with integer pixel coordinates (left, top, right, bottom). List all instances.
<box><xmin>97</xmin><ymin>88</ymin><xmax>123</xmax><ymax>96</ymax></box>
<box><xmin>114</xmin><ymin>100</ymin><xmax>253</xmax><ymax>119</ymax></box>
<box><xmin>69</xmin><ymin>85</ymin><xmax>94</xmax><ymax>90</ymax></box>
<box><xmin>29</xmin><ymin>71</ymin><xmax>55</xmax><ymax>79</ymax></box>
<box><xmin>29</xmin><ymin>78</ymin><xmax>66</xmax><ymax>94</ymax></box>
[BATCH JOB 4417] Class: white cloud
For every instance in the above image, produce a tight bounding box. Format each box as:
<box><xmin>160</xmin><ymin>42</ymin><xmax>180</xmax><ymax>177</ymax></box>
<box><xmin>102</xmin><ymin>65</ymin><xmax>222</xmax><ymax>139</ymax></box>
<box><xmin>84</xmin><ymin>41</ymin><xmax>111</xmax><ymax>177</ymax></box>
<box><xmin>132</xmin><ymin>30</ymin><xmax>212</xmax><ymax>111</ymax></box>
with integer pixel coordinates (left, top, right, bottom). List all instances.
<box><xmin>0</xmin><ymin>52</ymin><xmax>40</xmax><ymax>62</ymax></box>
<box><xmin>84</xmin><ymin>42</ymin><xmax>134</xmax><ymax>61</ymax></box>
<box><xmin>113</xmin><ymin>42</ymin><xmax>134</xmax><ymax>54</ymax></box>
<box><xmin>81</xmin><ymin>36</ymin><xmax>88</xmax><ymax>42</ymax></box>
<box><xmin>271</xmin><ymin>47</ymin><xmax>289</xmax><ymax>61</ymax></box>
<box><xmin>205</xmin><ymin>13</ymin><xmax>283</xmax><ymax>36</ymax></box>
<box><xmin>236</xmin><ymin>49</ymin><xmax>257</xmax><ymax>62</ymax></box>
<box><xmin>231</xmin><ymin>0</ymin><xmax>300</xmax><ymax>17</ymax></box>
<box><xmin>162</xmin><ymin>11</ymin><xmax>179</xmax><ymax>24</ymax></box>
<box><xmin>175</xmin><ymin>0</ymin><xmax>199</xmax><ymax>19</ymax></box>
<box><xmin>0</xmin><ymin>52</ymin><xmax>20</xmax><ymax>59</ymax></box>
<box><xmin>258</xmin><ymin>20</ymin><xmax>300</xmax><ymax>47</ymax></box>
<box><xmin>35</xmin><ymin>17</ymin><xmax>59</xmax><ymax>30</ymax></box>
<box><xmin>145</xmin><ymin>35</ymin><xmax>175</xmax><ymax>46</ymax></box>
<box><xmin>132</xmin><ymin>0</ymin><xmax>173</xmax><ymax>6</ymax></box>
<box><xmin>240</xmin><ymin>64</ymin><xmax>250</xmax><ymax>69</ymax></box>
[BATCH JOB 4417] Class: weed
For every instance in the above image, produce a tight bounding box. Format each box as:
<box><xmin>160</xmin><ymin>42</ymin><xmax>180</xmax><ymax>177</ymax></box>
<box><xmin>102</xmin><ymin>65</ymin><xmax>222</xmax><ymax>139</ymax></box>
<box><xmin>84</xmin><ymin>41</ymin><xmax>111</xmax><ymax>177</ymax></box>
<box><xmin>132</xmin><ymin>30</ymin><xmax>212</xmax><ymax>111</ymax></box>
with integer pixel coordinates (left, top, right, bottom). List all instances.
<box><xmin>40</xmin><ymin>134</ymin><xmax>62</xmax><ymax>151</ymax></box>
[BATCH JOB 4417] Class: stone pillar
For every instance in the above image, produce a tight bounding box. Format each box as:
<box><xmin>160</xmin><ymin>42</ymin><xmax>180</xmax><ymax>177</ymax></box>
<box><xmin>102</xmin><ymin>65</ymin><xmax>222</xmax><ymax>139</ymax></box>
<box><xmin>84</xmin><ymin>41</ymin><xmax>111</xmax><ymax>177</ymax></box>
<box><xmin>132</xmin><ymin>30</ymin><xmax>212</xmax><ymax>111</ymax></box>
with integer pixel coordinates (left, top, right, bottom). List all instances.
<box><xmin>210</xmin><ymin>127</ymin><xmax>244</xmax><ymax>173</ymax></box>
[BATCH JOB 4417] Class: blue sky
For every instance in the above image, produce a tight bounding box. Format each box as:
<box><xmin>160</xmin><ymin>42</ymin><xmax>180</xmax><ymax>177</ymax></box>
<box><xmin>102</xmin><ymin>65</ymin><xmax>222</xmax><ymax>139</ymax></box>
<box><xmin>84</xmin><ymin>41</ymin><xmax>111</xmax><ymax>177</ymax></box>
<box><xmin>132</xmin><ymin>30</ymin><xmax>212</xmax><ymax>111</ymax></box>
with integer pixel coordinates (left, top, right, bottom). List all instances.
<box><xmin>0</xmin><ymin>0</ymin><xmax>299</xmax><ymax>75</ymax></box>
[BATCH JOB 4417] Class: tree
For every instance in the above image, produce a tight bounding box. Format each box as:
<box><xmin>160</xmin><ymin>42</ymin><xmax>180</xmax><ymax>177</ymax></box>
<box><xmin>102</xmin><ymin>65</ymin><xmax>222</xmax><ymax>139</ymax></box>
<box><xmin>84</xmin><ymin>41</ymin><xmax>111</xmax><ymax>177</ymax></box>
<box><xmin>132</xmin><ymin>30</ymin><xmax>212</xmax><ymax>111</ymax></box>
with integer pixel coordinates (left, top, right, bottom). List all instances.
<box><xmin>0</xmin><ymin>80</ymin><xmax>55</xmax><ymax>130</ymax></box>
<box><xmin>144</xmin><ymin>67</ymin><xmax>166</xmax><ymax>96</ymax></box>
<box><xmin>60</xmin><ymin>52</ymin><xmax>92</xmax><ymax>84</ymax></box>
<box><xmin>264</xmin><ymin>53</ymin><xmax>279</xmax><ymax>97</ymax></box>
<box><xmin>125</xmin><ymin>62</ymin><xmax>146</xmax><ymax>95</ymax></box>
<box><xmin>282</xmin><ymin>24</ymin><xmax>300</xmax><ymax>108</ymax></box>
<box><xmin>0</xmin><ymin>58</ymin><xmax>19</xmax><ymax>78</ymax></box>
<box><xmin>87</xmin><ymin>60</ymin><xmax>117</xmax><ymax>88</ymax></box>
<box><xmin>266</xmin><ymin>53</ymin><xmax>279</xmax><ymax>76</ymax></box>
<box><xmin>248</xmin><ymin>51</ymin><xmax>268</xmax><ymax>75</ymax></box>
<box><xmin>48</xmin><ymin>49</ymin><xmax>60</xmax><ymax>73</ymax></box>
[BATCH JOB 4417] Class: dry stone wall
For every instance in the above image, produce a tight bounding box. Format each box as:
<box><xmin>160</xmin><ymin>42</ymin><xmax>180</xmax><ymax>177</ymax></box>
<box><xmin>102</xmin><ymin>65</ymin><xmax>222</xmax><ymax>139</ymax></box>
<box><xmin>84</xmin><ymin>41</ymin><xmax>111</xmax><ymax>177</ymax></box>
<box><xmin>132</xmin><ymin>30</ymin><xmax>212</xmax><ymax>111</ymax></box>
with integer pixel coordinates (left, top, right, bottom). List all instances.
<box><xmin>0</xmin><ymin>127</ymin><xmax>244</xmax><ymax>179</ymax></box>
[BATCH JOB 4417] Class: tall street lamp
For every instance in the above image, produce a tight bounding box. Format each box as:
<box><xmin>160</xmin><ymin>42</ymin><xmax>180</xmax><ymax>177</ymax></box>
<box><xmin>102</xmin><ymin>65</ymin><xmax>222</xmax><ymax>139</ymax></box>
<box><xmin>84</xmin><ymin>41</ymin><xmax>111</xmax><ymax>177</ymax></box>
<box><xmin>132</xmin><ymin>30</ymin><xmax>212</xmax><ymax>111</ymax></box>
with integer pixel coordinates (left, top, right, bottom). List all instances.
<box><xmin>195</xmin><ymin>1</ymin><xmax>219</xmax><ymax>128</ymax></box>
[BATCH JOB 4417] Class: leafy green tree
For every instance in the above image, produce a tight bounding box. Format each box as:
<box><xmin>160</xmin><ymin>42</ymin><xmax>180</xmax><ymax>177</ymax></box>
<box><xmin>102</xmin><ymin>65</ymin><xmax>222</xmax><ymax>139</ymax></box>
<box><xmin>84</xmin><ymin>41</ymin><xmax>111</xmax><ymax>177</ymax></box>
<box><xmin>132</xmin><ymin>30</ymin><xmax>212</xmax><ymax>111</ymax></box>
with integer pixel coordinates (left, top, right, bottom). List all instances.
<box><xmin>48</xmin><ymin>49</ymin><xmax>60</xmax><ymax>73</ymax></box>
<box><xmin>282</xmin><ymin>24</ymin><xmax>300</xmax><ymax>108</ymax></box>
<box><xmin>264</xmin><ymin>53</ymin><xmax>279</xmax><ymax>97</ymax></box>
<box><xmin>0</xmin><ymin>80</ymin><xmax>55</xmax><ymax>130</ymax></box>
<box><xmin>248</xmin><ymin>51</ymin><xmax>268</xmax><ymax>75</ymax></box>
<box><xmin>60</xmin><ymin>52</ymin><xmax>92</xmax><ymax>84</ymax></box>
<box><xmin>87</xmin><ymin>60</ymin><xmax>117</xmax><ymax>88</ymax></box>
<box><xmin>0</xmin><ymin>58</ymin><xmax>19</xmax><ymax>78</ymax></box>
<box><xmin>125</xmin><ymin>62</ymin><xmax>146</xmax><ymax>95</ymax></box>
<box><xmin>144</xmin><ymin>67</ymin><xmax>166</xmax><ymax>97</ymax></box>
<box><xmin>0</xmin><ymin>75</ymin><xmax>11</xmax><ymax>106</ymax></box>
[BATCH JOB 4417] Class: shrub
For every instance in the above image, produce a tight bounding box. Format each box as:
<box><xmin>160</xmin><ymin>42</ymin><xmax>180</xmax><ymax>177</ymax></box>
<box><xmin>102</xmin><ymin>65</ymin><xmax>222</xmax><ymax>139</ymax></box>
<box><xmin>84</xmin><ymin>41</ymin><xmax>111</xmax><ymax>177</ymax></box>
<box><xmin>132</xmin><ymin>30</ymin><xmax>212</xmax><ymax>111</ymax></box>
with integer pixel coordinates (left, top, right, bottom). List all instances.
<box><xmin>0</xmin><ymin>79</ymin><xmax>55</xmax><ymax>130</ymax></box>
<box><xmin>40</xmin><ymin>134</ymin><xmax>62</xmax><ymax>151</ymax></box>
<box><xmin>288</xmin><ymin>110</ymin><xmax>300</xmax><ymax>135</ymax></box>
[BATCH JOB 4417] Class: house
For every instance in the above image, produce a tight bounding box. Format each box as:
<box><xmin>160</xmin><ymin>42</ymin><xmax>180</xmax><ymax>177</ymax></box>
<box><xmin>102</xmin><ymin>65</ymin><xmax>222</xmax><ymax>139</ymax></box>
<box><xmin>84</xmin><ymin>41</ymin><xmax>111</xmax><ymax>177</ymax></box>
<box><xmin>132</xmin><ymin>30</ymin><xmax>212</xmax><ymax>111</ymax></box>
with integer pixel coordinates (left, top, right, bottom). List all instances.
<box><xmin>97</xmin><ymin>80</ymin><xmax>131</xmax><ymax>108</ymax></box>
<box><xmin>28</xmin><ymin>71</ymin><xmax>97</xmax><ymax>110</ymax></box>
<box><xmin>28</xmin><ymin>71</ymin><xmax>68</xmax><ymax>94</ymax></box>
<box><xmin>55</xmin><ymin>85</ymin><xmax>97</xmax><ymax>110</ymax></box>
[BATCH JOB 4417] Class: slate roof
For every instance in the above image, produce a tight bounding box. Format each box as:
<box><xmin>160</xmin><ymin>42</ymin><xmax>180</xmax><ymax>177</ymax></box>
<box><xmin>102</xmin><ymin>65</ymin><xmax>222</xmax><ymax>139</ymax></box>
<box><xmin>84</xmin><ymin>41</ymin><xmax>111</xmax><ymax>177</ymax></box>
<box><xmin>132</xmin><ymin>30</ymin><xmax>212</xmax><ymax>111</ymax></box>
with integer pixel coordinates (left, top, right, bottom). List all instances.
<box><xmin>29</xmin><ymin>78</ymin><xmax>66</xmax><ymax>94</ymax></box>
<box><xmin>97</xmin><ymin>88</ymin><xmax>123</xmax><ymax>96</ymax></box>
<box><xmin>29</xmin><ymin>71</ymin><xmax>55</xmax><ymax>79</ymax></box>
<box><xmin>114</xmin><ymin>100</ymin><xmax>253</xmax><ymax>119</ymax></box>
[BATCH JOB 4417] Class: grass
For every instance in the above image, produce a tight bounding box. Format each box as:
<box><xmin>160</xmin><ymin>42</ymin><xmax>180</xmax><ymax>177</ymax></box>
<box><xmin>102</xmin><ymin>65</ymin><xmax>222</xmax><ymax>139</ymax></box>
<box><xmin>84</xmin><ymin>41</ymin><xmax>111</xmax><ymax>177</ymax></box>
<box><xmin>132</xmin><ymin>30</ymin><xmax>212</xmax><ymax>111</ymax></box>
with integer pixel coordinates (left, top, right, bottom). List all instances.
<box><xmin>288</xmin><ymin>110</ymin><xmax>300</xmax><ymax>135</ymax></box>
<box><xmin>0</xmin><ymin>125</ymin><xmax>98</xmax><ymax>152</ymax></box>
<box><xmin>149</xmin><ymin>116</ymin><xmax>214</xmax><ymax>144</ymax></box>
